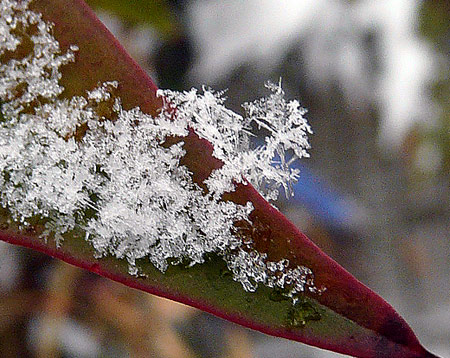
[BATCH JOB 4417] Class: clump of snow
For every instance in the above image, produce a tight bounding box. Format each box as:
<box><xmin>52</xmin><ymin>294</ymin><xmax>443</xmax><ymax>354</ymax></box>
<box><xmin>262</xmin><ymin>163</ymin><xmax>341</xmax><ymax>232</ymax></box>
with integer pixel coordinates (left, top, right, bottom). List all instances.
<box><xmin>0</xmin><ymin>0</ymin><xmax>319</xmax><ymax>300</ymax></box>
<box><xmin>0</xmin><ymin>0</ymin><xmax>78</xmax><ymax>119</ymax></box>
<box><xmin>225</xmin><ymin>250</ymin><xmax>321</xmax><ymax>297</ymax></box>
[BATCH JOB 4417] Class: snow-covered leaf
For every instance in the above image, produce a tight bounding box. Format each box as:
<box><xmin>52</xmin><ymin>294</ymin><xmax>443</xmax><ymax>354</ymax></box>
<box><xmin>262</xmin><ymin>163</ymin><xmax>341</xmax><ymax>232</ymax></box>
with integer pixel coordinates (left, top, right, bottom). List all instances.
<box><xmin>0</xmin><ymin>1</ymin><xmax>438</xmax><ymax>357</ymax></box>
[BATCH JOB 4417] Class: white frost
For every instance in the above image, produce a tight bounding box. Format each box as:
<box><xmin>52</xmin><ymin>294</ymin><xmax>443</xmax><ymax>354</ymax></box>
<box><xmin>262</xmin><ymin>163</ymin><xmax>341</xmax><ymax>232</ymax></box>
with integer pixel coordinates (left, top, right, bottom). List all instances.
<box><xmin>160</xmin><ymin>81</ymin><xmax>312</xmax><ymax>202</ymax></box>
<box><xmin>0</xmin><ymin>0</ymin><xmax>320</xmax><ymax>299</ymax></box>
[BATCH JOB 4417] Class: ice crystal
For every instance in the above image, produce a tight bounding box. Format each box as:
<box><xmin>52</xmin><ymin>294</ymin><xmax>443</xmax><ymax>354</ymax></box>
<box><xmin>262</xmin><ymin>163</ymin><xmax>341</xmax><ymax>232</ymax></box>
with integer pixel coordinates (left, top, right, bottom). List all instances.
<box><xmin>0</xmin><ymin>0</ymin><xmax>320</xmax><ymax>300</ymax></box>
<box><xmin>225</xmin><ymin>250</ymin><xmax>320</xmax><ymax>297</ymax></box>
<box><xmin>159</xmin><ymin>82</ymin><xmax>312</xmax><ymax>201</ymax></box>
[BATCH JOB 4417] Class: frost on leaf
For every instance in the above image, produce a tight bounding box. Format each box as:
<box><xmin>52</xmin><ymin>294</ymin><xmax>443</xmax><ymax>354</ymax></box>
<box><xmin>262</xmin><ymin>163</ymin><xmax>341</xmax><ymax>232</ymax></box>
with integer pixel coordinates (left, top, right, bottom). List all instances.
<box><xmin>160</xmin><ymin>82</ymin><xmax>312</xmax><ymax>202</ymax></box>
<box><xmin>0</xmin><ymin>0</ymin><xmax>320</xmax><ymax>301</ymax></box>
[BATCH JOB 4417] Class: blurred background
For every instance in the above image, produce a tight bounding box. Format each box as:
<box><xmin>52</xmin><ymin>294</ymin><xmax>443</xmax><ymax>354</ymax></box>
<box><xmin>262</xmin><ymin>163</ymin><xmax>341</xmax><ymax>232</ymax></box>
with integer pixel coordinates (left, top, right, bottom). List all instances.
<box><xmin>1</xmin><ymin>0</ymin><xmax>449</xmax><ymax>357</ymax></box>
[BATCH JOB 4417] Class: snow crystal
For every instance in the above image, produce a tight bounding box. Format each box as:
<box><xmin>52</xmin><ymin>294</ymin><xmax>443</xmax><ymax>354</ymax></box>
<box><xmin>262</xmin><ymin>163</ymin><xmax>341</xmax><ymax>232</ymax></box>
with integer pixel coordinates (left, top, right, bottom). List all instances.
<box><xmin>159</xmin><ymin>81</ymin><xmax>312</xmax><ymax>201</ymax></box>
<box><xmin>0</xmin><ymin>0</ymin><xmax>320</xmax><ymax>301</ymax></box>
<box><xmin>226</xmin><ymin>250</ymin><xmax>321</xmax><ymax>297</ymax></box>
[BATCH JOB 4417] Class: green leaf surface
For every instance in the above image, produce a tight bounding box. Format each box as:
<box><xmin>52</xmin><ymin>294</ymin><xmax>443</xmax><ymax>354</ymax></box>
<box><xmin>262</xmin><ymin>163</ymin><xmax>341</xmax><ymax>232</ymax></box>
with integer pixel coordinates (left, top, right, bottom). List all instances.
<box><xmin>0</xmin><ymin>1</ymin><xmax>439</xmax><ymax>357</ymax></box>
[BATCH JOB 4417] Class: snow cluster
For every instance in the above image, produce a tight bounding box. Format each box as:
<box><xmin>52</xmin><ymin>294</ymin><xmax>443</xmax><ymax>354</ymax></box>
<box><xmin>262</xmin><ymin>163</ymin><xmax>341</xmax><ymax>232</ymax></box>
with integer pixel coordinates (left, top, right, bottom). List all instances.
<box><xmin>0</xmin><ymin>0</ymin><xmax>319</xmax><ymax>299</ymax></box>
<box><xmin>0</xmin><ymin>0</ymin><xmax>78</xmax><ymax>119</ymax></box>
<box><xmin>160</xmin><ymin>82</ymin><xmax>311</xmax><ymax>201</ymax></box>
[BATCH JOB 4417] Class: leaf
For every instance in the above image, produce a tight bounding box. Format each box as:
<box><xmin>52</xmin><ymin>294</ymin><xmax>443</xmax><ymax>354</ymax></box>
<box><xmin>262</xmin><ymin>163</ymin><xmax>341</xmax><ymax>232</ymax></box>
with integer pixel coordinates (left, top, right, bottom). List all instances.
<box><xmin>85</xmin><ymin>0</ymin><xmax>178</xmax><ymax>37</ymax></box>
<box><xmin>0</xmin><ymin>1</ymin><xmax>439</xmax><ymax>357</ymax></box>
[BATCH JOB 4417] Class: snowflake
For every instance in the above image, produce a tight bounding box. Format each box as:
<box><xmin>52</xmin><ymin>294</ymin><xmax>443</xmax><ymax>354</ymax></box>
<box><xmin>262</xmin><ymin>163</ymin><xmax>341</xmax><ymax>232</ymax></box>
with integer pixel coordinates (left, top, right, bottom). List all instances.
<box><xmin>159</xmin><ymin>81</ymin><xmax>312</xmax><ymax>201</ymax></box>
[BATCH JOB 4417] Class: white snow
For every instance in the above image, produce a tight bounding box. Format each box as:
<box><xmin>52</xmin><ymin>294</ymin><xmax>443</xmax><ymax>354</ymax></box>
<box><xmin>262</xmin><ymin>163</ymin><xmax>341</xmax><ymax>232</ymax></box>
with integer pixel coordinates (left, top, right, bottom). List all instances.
<box><xmin>0</xmin><ymin>0</ymin><xmax>320</xmax><ymax>299</ymax></box>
